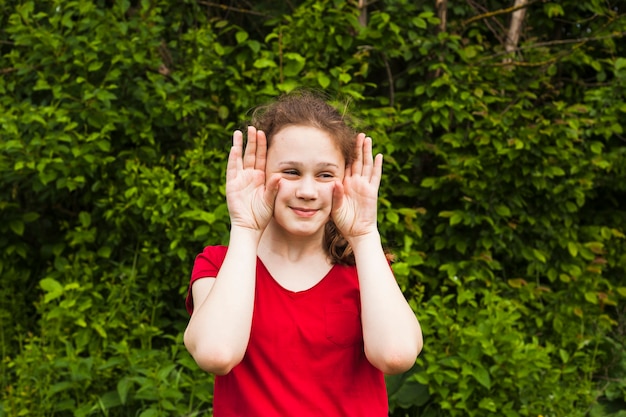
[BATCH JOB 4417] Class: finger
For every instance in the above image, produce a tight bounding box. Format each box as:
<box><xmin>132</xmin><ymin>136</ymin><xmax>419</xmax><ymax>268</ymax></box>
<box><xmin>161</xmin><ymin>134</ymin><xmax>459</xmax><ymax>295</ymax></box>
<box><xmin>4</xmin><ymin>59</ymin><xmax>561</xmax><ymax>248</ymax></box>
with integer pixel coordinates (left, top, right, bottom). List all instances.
<box><xmin>371</xmin><ymin>153</ymin><xmax>383</xmax><ymax>188</ymax></box>
<box><xmin>331</xmin><ymin>180</ymin><xmax>345</xmax><ymax>214</ymax></box>
<box><xmin>227</xmin><ymin>130</ymin><xmax>243</xmax><ymax>181</ymax></box>
<box><xmin>351</xmin><ymin>133</ymin><xmax>365</xmax><ymax>176</ymax></box>
<box><xmin>243</xmin><ymin>126</ymin><xmax>257</xmax><ymax>169</ymax></box>
<box><xmin>264</xmin><ymin>173</ymin><xmax>282</xmax><ymax>206</ymax></box>
<box><xmin>361</xmin><ymin>136</ymin><xmax>374</xmax><ymax>179</ymax></box>
<box><xmin>255</xmin><ymin>130</ymin><xmax>268</xmax><ymax>171</ymax></box>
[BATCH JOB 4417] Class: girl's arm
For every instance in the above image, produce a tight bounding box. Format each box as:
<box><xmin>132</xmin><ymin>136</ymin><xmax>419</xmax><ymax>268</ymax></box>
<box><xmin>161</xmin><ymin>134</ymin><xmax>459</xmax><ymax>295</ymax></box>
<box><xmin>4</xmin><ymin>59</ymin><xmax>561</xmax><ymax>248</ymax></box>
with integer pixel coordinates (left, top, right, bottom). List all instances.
<box><xmin>332</xmin><ymin>133</ymin><xmax>422</xmax><ymax>374</ymax></box>
<box><xmin>184</xmin><ymin>127</ymin><xmax>279</xmax><ymax>375</ymax></box>
<box><xmin>351</xmin><ymin>232</ymin><xmax>423</xmax><ymax>374</ymax></box>
<box><xmin>184</xmin><ymin>227</ymin><xmax>262</xmax><ymax>375</ymax></box>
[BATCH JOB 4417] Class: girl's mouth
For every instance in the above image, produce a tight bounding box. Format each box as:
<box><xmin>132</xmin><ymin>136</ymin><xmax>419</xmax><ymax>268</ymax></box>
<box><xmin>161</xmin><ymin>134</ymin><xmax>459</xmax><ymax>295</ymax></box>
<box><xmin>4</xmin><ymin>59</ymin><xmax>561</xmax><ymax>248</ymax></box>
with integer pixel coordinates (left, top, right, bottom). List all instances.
<box><xmin>291</xmin><ymin>207</ymin><xmax>318</xmax><ymax>217</ymax></box>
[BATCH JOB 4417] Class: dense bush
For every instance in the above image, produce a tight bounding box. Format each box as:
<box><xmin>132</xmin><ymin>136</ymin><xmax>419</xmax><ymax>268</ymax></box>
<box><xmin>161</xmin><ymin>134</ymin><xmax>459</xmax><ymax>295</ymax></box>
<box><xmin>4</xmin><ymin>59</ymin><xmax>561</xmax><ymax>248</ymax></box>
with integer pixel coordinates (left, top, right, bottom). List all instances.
<box><xmin>1</xmin><ymin>0</ymin><xmax>625</xmax><ymax>416</ymax></box>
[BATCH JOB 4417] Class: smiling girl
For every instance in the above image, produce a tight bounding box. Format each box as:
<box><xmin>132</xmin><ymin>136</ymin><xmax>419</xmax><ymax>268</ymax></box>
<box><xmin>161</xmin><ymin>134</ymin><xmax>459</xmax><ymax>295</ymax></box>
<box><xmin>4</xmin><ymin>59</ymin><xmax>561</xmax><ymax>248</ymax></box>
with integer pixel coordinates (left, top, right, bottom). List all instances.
<box><xmin>184</xmin><ymin>90</ymin><xmax>423</xmax><ymax>417</ymax></box>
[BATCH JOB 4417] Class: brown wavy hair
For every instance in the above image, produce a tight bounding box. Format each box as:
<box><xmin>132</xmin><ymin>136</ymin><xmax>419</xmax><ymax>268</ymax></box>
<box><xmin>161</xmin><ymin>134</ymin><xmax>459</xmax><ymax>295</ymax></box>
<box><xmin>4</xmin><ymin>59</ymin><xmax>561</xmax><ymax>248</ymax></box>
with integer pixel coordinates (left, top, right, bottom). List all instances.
<box><xmin>250</xmin><ymin>89</ymin><xmax>357</xmax><ymax>266</ymax></box>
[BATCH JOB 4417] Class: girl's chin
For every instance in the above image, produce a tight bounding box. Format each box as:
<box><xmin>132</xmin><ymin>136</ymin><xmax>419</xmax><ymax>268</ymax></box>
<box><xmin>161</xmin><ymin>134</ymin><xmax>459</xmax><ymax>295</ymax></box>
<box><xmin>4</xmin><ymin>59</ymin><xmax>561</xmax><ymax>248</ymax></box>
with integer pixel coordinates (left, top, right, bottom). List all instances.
<box><xmin>271</xmin><ymin>221</ymin><xmax>326</xmax><ymax>238</ymax></box>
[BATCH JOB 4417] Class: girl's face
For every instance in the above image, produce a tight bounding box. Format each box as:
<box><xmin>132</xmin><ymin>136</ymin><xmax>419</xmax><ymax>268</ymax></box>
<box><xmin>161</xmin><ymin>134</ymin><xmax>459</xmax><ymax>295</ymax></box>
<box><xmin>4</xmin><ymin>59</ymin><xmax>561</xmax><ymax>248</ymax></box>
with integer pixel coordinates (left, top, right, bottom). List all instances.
<box><xmin>265</xmin><ymin>125</ymin><xmax>346</xmax><ymax>238</ymax></box>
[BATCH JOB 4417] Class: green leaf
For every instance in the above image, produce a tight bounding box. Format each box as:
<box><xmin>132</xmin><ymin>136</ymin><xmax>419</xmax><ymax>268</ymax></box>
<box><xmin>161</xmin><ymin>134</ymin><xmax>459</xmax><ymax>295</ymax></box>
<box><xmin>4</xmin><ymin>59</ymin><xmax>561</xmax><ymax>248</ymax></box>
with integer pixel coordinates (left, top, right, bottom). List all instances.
<box><xmin>533</xmin><ymin>249</ymin><xmax>547</xmax><ymax>263</ymax></box>
<box><xmin>253</xmin><ymin>58</ymin><xmax>276</xmax><ymax>68</ymax></box>
<box><xmin>235</xmin><ymin>31</ymin><xmax>249</xmax><ymax>44</ymax></box>
<box><xmin>49</xmin><ymin>381</ymin><xmax>74</xmax><ymax>396</ymax></box>
<box><xmin>22</xmin><ymin>212</ymin><xmax>40</xmax><ymax>222</ymax></box>
<box><xmin>40</xmin><ymin>277</ymin><xmax>63</xmax><ymax>293</ymax></box>
<box><xmin>10</xmin><ymin>220</ymin><xmax>25</xmax><ymax>236</ymax></box>
<box><xmin>79</xmin><ymin>211</ymin><xmax>91</xmax><ymax>228</ymax></box>
<box><xmin>392</xmin><ymin>379</ymin><xmax>430</xmax><ymax>407</ymax></box>
<box><xmin>508</xmin><ymin>278</ymin><xmax>527</xmax><ymax>288</ymax></box>
<box><xmin>473</xmin><ymin>366</ymin><xmax>491</xmax><ymax>389</ymax></box>
<box><xmin>412</xmin><ymin>17</ymin><xmax>427</xmax><ymax>29</ymax></box>
<box><xmin>214</xmin><ymin>42</ymin><xmax>225</xmax><ymax>56</ymax></box>
<box><xmin>193</xmin><ymin>225</ymin><xmax>211</xmax><ymax>238</ymax></box>
<box><xmin>99</xmin><ymin>391</ymin><xmax>122</xmax><ymax>409</ymax></box>
<box><xmin>545</xmin><ymin>3</ymin><xmax>564</xmax><ymax>17</ymax></box>
<box><xmin>92</xmin><ymin>323</ymin><xmax>107</xmax><ymax>338</ymax></box>
<box><xmin>218</xmin><ymin>105</ymin><xmax>229</xmax><ymax>120</ymax></box>
<box><xmin>283</xmin><ymin>52</ymin><xmax>305</xmax><ymax>76</ymax></box>
<box><xmin>584</xmin><ymin>292</ymin><xmax>598</xmax><ymax>304</ymax></box>
<box><xmin>98</xmin><ymin>246</ymin><xmax>112</xmax><ymax>258</ymax></box>
<box><xmin>88</xmin><ymin>61</ymin><xmax>104</xmax><ymax>72</ymax></box>
<box><xmin>386</xmin><ymin>211</ymin><xmax>400</xmax><ymax>224</ymax></box>
<box><xmin>421</xmin><ymin>178</ymin><xmax>436</xmax><ymax>188</ymax></box>
<box><xmin>139</xmin><ymin>409</ymin><xmax>159</xmax><ymax>417</ymax></box>
<box><xmin>317</xmin><ymin>72</ymin><xmax>331</xmax><ymax>88</ymax></box>
<box><xmin>450</xmin><ymin>213</ymin><xmax>463</xmax><ymax>226</ymax></box>
<box><xmin>392</xmin><ymin>262</ymin><xmax>409</xmax><ymax>276</ymax></box>
<box><xmin>40</xmin><ymin>277</ymin><xmax>64</xmax><ymax>303</ymax></box>
<box><xmin>117</xmin><ymin>378</ymin><xmax>132</xmax><ymax>405</ymax></box>
<box><xmin>494</xmin><ymin>205</ymin><xmax>511</xmax><ymax>217</ymax></box>
<box><xmin>590</xmin><ymin>142</ymin><xmax>603</xmax><ymax>154</ymax></box>
<box><xmin>96</xmin><ymin>140</ymin><xmax>111</xmax><ymax>152</ymax></box>
<box><xmin>478</xmin><ymin>397</ymin><xmax>497</xmax><ymax>412</ymax></box>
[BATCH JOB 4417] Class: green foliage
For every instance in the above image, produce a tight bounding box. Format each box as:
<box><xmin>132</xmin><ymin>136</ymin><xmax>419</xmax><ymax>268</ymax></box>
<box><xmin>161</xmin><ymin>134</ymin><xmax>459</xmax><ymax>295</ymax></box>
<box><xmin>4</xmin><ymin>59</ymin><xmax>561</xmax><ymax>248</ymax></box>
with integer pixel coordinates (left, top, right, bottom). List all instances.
<box><xmin>1</xmin><ymin>0</ymin><xmax>625</xmax><ymax>416</ymax></box>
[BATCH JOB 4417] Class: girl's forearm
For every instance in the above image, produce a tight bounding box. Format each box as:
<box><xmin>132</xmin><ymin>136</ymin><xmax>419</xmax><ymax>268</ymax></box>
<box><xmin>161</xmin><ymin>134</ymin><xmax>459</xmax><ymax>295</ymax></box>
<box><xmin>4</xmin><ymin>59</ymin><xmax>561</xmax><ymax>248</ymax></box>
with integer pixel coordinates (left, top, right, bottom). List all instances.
<box><xmin>351</xmin><ymin>231</ymin><xmax>423</xmax><ymax>374</ymax></box>
<box><xmin>184</xmin><ymin>227</ymin><xmax>262</xmax><ymax>375</ymax></box>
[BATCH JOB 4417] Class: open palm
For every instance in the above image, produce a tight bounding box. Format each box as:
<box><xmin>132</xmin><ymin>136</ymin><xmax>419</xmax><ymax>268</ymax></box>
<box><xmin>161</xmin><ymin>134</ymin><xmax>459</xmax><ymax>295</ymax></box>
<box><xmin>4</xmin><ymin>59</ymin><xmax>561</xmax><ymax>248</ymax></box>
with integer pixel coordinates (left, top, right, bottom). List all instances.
<box><xmin>331</xmin><ymin>133</ymin><xmax>383</xmax><ymax>240</ymax></box>
<box><xmin>226</xmin><ymin>126</ymin><xmax>280</xmax><ymax>231</ymax></box>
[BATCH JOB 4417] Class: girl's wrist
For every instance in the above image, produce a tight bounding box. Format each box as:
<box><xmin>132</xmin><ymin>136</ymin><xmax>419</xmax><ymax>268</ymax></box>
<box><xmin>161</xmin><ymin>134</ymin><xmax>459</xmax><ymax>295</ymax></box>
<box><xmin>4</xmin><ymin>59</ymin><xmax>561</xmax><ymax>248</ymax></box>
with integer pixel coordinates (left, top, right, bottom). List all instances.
<box><xmin>346</xmin><ymin>229</ymin><xmax>381</xmax><ymax>250</ymax></box>
<box><xmin>229</xmin><ymin>225</ymin><xmax>264</xmax><ymax>244</ymax></box>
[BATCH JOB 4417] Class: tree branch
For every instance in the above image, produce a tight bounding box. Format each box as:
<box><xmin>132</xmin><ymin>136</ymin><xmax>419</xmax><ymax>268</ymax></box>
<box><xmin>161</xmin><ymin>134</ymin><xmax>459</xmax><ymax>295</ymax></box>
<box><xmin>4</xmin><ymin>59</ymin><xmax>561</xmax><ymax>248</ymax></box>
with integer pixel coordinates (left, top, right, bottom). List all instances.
<box><xmin>196</xmin><ymin>1</ymin><xmax>267</xmax><ymax>17</ymax></box>
<box><xmin>504</xmin><ymin>0</ymin><xmax>529</xmax><ymax>63</ymax></box>
<box><xmin>436</xmin><ymin>0</ymin><xmax>447</xmax><ymax>33</ymax></box>
<box><xmin>358</xmin><ymin>0</ymin><xmax>368</xmax><ymax>27</ymax></box>
<box><xmin>482</xmin><ymin>31</ymin><xmax>626</xmax><ymax>62</ymax></box>
<box><xmin>506</xmin><ymin>0</ymin><xmax>528</xmax><ymax>52</ymax></box>
<box><xmin>465</xmin><ymin>0</ymin><xmax>507</xmax><ymax>44</ymax></box>
<box><xmin>462</xmin><ymin>0</ymin><xmax>543</xmax><ymax>26</ymax></box>
<box><xmin>382</xmin><ymin>53</ymin><xmax>395</xmax><ymax>106</ymax></box>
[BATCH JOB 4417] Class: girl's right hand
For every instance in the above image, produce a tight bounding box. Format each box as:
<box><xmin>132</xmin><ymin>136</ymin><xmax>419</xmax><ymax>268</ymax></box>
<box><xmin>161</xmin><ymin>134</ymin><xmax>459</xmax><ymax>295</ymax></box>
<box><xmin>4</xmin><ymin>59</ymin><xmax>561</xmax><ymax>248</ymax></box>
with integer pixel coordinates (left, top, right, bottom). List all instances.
<box><xmin>225</xmin><ymin>126</ymin><xmax>280</xmax><ymax>231</ymax></box>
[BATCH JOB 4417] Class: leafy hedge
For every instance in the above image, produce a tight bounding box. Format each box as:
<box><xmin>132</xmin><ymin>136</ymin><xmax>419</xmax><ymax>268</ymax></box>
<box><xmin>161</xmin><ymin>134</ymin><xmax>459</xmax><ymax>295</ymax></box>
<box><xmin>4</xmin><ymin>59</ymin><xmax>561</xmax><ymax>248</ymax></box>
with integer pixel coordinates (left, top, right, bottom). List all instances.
<box><xmin>1</xmin><ymin>1</ymin><xmax>625</xmax><ymax>416</ymax></box>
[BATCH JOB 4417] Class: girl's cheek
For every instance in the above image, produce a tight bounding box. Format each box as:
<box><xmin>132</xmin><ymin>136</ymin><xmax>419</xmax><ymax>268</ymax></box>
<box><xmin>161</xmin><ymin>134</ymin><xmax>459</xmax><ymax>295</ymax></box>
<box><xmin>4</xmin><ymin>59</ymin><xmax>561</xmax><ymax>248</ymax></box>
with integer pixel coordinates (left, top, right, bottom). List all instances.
<box><xmin>321</xmin><ymin>181</ymin><xmax>336</xmax><ymax>192</ymax></box>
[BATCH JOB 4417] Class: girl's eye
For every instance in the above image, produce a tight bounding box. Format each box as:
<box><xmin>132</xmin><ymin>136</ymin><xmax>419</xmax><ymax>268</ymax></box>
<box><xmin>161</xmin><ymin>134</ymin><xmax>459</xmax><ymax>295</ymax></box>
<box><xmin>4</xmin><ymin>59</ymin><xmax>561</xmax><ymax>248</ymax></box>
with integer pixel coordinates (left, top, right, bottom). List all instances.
<box><xmin>319</xmin><ymin>173</ymin><xmax>334</xmax><ymax>179</ymax></box>
<box><xmin>283</xmin><ymin>170</ymin><xmax>299</xmax><ymax>176</ymax></box>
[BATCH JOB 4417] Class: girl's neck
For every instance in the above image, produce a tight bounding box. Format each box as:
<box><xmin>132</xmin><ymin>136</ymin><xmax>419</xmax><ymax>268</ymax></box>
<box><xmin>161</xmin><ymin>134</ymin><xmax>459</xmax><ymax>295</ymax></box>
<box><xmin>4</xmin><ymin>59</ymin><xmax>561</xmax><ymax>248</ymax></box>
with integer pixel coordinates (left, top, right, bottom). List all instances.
<box><xmin>258</xmin><ymin>222</ymin><xmax>327</xmax><ymax>264</ymax></box>
<box><xmin>257</xmin><ymin>222</ymin><xmax>334</xmax><ymax>292</ymax></box>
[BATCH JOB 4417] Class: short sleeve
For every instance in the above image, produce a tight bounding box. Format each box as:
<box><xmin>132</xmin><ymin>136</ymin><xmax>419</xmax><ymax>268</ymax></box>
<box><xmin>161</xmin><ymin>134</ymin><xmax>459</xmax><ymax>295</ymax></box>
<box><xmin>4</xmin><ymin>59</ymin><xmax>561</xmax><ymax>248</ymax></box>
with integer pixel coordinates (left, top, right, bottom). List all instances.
<box><xmin>185</xmin><ymin>245</ymin><xmax>229</xmax><ymax>315</ymax></box>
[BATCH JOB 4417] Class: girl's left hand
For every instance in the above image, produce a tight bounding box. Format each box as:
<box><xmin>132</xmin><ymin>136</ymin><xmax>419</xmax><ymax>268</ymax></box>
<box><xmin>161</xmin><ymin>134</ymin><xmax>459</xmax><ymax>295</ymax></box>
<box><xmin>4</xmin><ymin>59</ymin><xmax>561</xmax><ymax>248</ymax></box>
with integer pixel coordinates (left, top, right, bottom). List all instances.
<box><xmin>331</xmin><ymin>133</ymin><xmax>383</xmax><ymax>241</ymax></box>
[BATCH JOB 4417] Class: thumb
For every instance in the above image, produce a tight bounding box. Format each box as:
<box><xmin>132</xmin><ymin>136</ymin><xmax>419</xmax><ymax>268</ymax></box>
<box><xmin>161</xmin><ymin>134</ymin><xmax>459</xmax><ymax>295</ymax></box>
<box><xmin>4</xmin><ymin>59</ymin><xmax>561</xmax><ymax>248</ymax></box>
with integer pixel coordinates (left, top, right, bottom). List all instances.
<box><xmin>331</xmin><ymin>180</ymin><xmax>344</xmax><ymax>214</ymax></box>
<box><xmin>264</xmin><ymin>174</ymin><xmax>281</xmax><ymax>206</ymax></box>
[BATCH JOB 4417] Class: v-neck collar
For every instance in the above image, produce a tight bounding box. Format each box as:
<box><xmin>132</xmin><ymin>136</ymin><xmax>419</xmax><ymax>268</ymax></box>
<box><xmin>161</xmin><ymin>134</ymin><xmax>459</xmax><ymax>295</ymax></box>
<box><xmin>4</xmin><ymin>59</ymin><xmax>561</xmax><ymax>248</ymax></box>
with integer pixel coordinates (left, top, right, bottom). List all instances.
<box><xmin>257</xmin><ymin>257</ymin><xmax>337</xmax><ymax>297</ymax></box>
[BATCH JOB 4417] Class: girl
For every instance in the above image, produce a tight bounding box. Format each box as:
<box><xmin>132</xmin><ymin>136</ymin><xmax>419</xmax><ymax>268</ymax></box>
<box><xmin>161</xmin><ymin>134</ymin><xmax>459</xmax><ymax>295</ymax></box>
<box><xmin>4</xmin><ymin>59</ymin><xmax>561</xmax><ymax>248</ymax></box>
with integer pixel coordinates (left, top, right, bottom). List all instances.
<box><xmin>184</xmin><ymin>91</ymin><xmax>422</xmax><ymax>417</ymax></box>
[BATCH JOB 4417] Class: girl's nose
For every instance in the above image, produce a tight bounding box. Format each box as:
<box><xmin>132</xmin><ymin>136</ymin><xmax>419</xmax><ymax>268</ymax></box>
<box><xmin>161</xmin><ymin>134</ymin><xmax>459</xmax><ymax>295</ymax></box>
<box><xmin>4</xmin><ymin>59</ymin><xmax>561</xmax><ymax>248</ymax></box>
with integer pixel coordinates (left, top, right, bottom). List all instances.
<box><xmin>295</xmin><ymin>176</ymin><xmax>318</xmax><ymax>200</ymax></box>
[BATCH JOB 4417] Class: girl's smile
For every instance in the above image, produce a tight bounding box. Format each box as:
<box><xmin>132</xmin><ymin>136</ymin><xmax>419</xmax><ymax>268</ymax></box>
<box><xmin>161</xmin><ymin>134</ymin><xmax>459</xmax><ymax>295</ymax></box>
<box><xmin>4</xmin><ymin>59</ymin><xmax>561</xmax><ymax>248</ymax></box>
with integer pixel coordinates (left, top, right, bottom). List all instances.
<box><xmin>291</xmin><ymin>207</ymin><xmax>318</xmax><ymax>217</ymax></box>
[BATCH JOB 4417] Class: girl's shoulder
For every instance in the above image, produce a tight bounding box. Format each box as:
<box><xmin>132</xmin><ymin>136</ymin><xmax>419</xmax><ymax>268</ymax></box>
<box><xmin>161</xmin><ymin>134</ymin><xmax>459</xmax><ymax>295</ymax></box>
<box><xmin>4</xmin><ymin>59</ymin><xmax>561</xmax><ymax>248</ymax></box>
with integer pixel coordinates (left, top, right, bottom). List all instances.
<box><xmin>191</xmin><ymin>245</ymin><xmax>228</xmax><ymax>278</ymax></box>
<box><xmin>199</xmin><ymin>245</ymin><xmax>228</xmax><ymax>260</ymax></box>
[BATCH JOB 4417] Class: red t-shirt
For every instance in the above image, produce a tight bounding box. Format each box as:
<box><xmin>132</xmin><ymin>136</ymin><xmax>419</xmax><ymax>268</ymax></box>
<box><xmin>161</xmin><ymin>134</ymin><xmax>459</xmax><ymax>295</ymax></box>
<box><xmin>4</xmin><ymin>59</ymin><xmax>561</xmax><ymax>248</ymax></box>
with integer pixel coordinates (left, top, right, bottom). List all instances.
<box><xmin>186</xmin><ymin>246</ymin><xmax>388</xmax><ymax>417</ymax></box>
